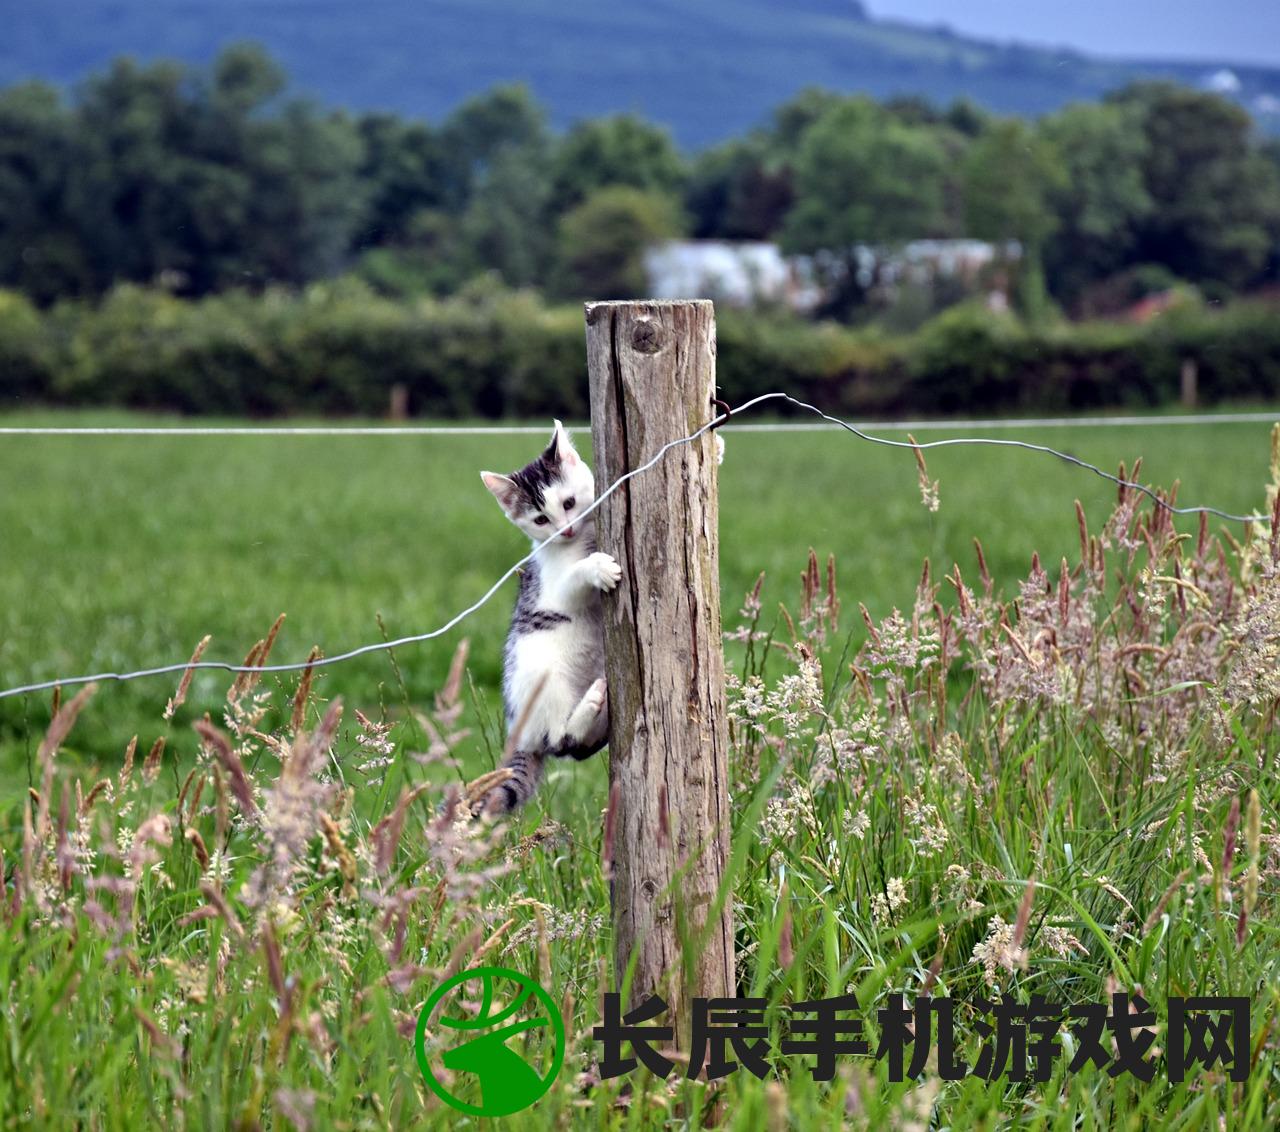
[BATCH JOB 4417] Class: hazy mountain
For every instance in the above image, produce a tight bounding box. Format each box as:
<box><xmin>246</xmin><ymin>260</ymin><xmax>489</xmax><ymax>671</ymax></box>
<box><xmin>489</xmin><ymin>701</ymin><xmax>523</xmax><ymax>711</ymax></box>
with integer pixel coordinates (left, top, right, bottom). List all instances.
<box><xmin>7</xmin><ymin>0</ymin><xmax>1280</xmax><ymax>146</ymax></box>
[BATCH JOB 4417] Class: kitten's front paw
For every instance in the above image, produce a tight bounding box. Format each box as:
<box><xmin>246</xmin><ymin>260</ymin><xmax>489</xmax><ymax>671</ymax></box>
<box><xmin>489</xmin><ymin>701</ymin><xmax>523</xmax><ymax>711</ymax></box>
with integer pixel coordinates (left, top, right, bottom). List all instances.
<box><xmin>585</xmin><ymin>552</ymin><xmax>623</xmax><ymax>592</ymax></box>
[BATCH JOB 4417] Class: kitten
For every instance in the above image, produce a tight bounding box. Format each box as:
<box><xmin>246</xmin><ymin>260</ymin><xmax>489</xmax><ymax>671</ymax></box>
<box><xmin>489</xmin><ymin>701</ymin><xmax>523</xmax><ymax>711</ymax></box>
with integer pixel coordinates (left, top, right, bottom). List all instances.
<box><xmin>476</xmin><ymin>420</ymin><xmax>622</xmax><ymax>816</ymax></box>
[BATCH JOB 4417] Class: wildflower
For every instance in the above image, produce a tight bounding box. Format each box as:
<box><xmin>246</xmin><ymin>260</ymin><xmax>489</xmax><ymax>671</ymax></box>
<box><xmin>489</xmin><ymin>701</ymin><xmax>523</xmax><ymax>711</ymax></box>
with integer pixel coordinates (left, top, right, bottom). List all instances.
<box><xmin>1224</xmin><ymin>567</ymin><xmax>1280</xmax><ymax>710</ymax></box>
<box><xmin>971</xmin><ymin>915</ymin><xmax>1023</xmax><ymax>984</ymax></box>
<box><xmin>871</xmin><ymin>876</ymin><xmax>909</xmax><ymax>925</ymax></box>
<box><xmin>933</xmin><ymin>732</ymin><xmax>977</xmax><ymax>796</ymax></box>
<box><xmin>354</xmin><ymin>709</ymin><xmax>395</xmax><ymax>757</ymax></box>
<box><xmin>504</xmin><ymin>905</ymin><xmax>605</xmax><ymax>953</ymax></box>
<box><xmin>762</xmin><ymin>787</ymin><xmax>818</xmax><ymax>843</ymax></box>
<box><xmin>910</xmin><ymin>436</ymin><xmax>940</xmax><ymax>513</ymax></box>
<box><xmin>843</xmin><ymin>809</ymin><xmax>870</xmax><ymax>840</ymax></box>
<box><xmin>864</xmin><ymin>611</ymin><xmax>939</xmax><ymax>674</ymax></box>
<box><xmin>726</xmin><ymin>674</ymin><xmax>769</xmax><ymax>733</ymax></box>
<box><xmin>504</xmin><ymin>820</ymin><xmax>569</xmax><ymax>865</ymax></box>
<box><xmin>832</xmin><ymin>713</ymin><xmax>884</xmax><ymax>774</ymax></box>
<box><xmin>903</xmin><ymin>796</ymin><xmax>948</xmax><ymax>857</ymax></box>
<box><xmin>765</xmin><ymin>653</ymin><xmax>825</xmax><ymax>736</ymax></box>
<box><xmin>1041</xmin><ymin>925</ymin><xmax>1087</xmax><ymax>959</ymax></box>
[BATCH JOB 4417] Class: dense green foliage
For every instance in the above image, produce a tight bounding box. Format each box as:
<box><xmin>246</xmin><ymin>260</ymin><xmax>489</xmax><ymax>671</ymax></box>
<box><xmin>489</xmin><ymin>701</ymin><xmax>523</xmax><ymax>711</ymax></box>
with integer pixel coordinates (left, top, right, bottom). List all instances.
<box><xmin>2</xmin><ymin>283</ymin><xmax>1279</xmax><ymax>419</ymax></box>
<box><xmin>2</xmin><ymin>47</ymin><xmax>1278</xmax><ymax>322</ymax></box>
<box><xmin>1</xmin><ymin>413</ymin><xmax>1277</xmax><ymax>1127</ymax></box>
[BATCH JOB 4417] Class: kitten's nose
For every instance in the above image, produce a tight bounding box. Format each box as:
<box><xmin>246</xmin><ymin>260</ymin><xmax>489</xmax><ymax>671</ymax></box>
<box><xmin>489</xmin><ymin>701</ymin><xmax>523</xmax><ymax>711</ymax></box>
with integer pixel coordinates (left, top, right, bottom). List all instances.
<box><xmin>563</xmin><ymin>525</ymin><xmax>576</xmax><ymax>539</ymax></box>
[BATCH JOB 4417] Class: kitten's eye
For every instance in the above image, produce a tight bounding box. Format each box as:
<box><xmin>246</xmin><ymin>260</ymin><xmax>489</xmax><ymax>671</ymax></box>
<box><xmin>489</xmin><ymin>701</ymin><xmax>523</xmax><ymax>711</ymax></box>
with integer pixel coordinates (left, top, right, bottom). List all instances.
<box><xmin>533</xmin><ymin>515</ymin><xmax>550</xmax><ymax>525</ymax></box>
<box><xmin>563</xmin><ymin>497</ymin><xmax>575</xmax><ymax>510</ymax></box>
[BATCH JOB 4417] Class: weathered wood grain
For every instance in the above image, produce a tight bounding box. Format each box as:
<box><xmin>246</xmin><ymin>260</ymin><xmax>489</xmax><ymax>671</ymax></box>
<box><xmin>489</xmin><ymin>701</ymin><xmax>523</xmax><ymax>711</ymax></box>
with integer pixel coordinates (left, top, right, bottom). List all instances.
<box><xmin>585</xmin><ymin>300</ymin><xmax>734</xmax><ymax>1047</ymax></box>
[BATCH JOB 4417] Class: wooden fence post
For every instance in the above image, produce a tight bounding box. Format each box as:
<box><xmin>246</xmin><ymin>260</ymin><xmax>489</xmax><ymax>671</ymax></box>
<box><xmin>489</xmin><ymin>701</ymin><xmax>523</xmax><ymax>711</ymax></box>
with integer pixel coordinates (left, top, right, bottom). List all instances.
<box><xmin>1180</xmin><ymin>358</ymin><xmax>1199</xmax><ymax>408</ymax></box>
<box><xmin>585</xmin><ymin>300</ymin><xmax>735</xmax><ymax>1047</ymax></box>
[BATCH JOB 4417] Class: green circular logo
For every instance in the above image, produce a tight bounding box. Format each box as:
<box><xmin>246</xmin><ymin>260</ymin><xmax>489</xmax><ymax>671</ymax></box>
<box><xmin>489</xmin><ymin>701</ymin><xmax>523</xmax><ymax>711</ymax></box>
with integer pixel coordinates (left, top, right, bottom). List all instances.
<box><xmin>414</xmin><ymin>965</ymin><xmax>566</xmax><ymax>1117</ymax></box>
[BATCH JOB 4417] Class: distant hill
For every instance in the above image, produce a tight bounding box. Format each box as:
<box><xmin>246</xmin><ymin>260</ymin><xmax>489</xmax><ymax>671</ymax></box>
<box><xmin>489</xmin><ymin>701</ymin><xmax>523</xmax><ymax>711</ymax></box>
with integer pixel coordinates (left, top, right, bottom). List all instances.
<box><xmin>7</xmin><ymin>0</ymin><xmax>1280</xmax><ymax>146</ymax></box>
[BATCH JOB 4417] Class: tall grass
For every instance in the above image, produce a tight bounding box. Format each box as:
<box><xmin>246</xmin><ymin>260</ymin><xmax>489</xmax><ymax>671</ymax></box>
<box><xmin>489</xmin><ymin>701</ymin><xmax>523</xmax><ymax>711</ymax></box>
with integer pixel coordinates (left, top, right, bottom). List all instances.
<box><xmin>2</xmin><ymin>430</ymin><xmax>1277</xmax><ymax>1129</ymax></box>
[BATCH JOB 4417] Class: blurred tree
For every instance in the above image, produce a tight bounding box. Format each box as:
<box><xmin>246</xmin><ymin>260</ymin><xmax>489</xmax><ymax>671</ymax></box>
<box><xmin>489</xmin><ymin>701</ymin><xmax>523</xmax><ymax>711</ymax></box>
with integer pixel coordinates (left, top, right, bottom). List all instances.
<box><xmin>685</xmin><ymin>137</ymin><xmax>793</xmax><ymax>240</ymax></box>
<box><xmin>962</xmin><ymin>119</ymin><xmax>1061</xmax><ymax>250</ymax></box>
<box><xmin>686</xmin><ymin>142</ymin><xmax>746</xmax><ymax>238</ymax></box>
<box><xmin>211</xmin><ymin>41</ymin><xmax>286</xmax><ymax>112</ymax></box>
<box><xmin>944</xmin><ymin>98</ymin><xmax>991</xmax><ymax>138</ymax></box>
<box><xmin>883</xmin><ymin>94</ymin><xmax>943</xmax><ymax>128</ymax></box>
<box><xmin>237</xmin><ymin>101</ymin><xmax>367</xmax><ymax>286</ymax></box>
<box><xmin>1112</xmin><ymin>82</ymin><xmax>1280</xmax><ymax>290</ymax></box>
<box><xmin>64</xmin><ymin>57</ymin><xmax>201</xmax><ymax>290</ymax></box>
<box><xmin>961</xmin><ymin>118</ymin><xmax>1064</xmax><ymax>318</ymax></box>
<box><xmin>553</xmin><ymin>186</ymin><xmax>682</xmax><ymax>299</ymax></box>
<box><xmin>780</xmin><ymin>97</ymin><xmax>947</xmax><ymax>314</ymax></box>
<box><xmin>0</xmin><ymin>82</ymin><xmax>94</xmax><ymax>303</ymax></box>
<box><xmin>547</xmin><ymin>114</ymin><xmax>685</xmax><ymax>215</ymax></box>
<box><xmin>354</xmin><ymin>113</ymin><xmax>447</xmax><ymax>248</ymax></box>
<box><xmin>1040</xmin><ymin>102</ymin><xmax>1153</xmax><ymax>307</ymax></box>
<box><xmin>770</xmin><ymin>88</ymin><xmax>846</xmax><ymax>156</ymax></box>
<box><xmin>1263</xmin><ymin>138</ymin><xmax>1280</xmax><ymax>178</ymax></box>
<box><xmin>355</xmin><ymin>209</ymin><xmax>471</xmax><ymax>297</ymax></box>
<box><xmin>13</xmin><ymin>46</ymin><xmax>369</xmax><ymax>296</ymax></box>
<box><xmin>460</xmin><ymin>142</ymin><xmax>555</xmax><ymax>288</ymax></box>
<box><xmin>6</xmin><ymin>46</ymin><xmax>1278</xmax><ymax>312</ymax></box>
<box><xmin>438</xmin><ymin>85</ymin><xmax>549</xmax><ymax>211</ymax></box>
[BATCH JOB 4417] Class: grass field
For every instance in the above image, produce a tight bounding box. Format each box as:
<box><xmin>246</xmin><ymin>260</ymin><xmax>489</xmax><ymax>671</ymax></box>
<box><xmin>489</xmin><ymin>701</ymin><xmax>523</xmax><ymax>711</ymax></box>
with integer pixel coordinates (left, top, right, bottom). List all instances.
<box><xmin>1</xmin><ymin>407</ymin><xmax>1278</xmax><ymax>1129</ymax></box>
<box><xmin>0</xmin><ymin>410</ymin><xmax>1272</xmax><ymax>797</ymax></box>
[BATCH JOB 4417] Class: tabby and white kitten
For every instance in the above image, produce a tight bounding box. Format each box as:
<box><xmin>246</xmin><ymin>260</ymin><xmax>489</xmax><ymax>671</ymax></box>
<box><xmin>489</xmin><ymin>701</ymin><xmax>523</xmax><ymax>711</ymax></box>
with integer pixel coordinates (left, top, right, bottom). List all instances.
<box><xmin>476</xmin><ymin>421</ymin><xmax>621</xmax><ymax>816</ymax></box>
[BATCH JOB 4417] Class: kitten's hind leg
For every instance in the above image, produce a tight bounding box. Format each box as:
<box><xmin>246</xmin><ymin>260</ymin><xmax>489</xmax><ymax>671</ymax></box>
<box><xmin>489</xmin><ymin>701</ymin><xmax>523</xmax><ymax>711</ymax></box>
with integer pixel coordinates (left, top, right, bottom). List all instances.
<box><xmin>564</xmin><ymin>678</ymin><xmax>608</xmax><ymax>748</ymax></box>
<box><xmin>471</xmin><ymin>749</ymin><xmax>545</xmax><ymax>819</ymax></box>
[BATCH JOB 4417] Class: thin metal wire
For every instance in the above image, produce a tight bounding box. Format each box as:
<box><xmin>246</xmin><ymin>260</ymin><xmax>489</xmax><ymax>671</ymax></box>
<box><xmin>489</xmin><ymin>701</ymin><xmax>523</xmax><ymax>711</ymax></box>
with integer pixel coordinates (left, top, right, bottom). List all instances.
<box><xmin>0</xmin><ymin>392</ymin><xmax>1269</xmax><ymax>702</ymax></box>
<box><xmin>771</xmin><ymin>393</ymin><xmax>1270</xmax><ymax>523</ymax></box>
<box><xmin>0</xmin><ymin>425</ymin><xmax>553</xmax><ymax>436</ymax></box>
<box><xmin>2</xmin><ymin>409</ymin><xmax>1277</xmax><ymax>435</ymax></box>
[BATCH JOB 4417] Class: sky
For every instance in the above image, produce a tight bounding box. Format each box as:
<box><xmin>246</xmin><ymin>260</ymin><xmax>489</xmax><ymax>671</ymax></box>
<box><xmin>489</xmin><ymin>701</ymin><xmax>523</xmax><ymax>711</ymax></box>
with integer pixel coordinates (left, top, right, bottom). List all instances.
<box><xmin>870</xmin><ymin>1</ymin><xmax>1280</xmax><ymax>68</ymax></box>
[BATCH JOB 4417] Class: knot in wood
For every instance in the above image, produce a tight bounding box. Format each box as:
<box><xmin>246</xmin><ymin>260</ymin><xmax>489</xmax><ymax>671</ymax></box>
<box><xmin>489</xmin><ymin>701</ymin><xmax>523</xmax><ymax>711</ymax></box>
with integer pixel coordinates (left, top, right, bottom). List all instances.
<box><xmin>640</xmin><ymin>877</ymin><xmax>659</xmax><ymax>900</ymax></box>
<box><xmin>631</xmin><ymin>320</ymin><xmax>664</xmax><ymax>354</ymax></box>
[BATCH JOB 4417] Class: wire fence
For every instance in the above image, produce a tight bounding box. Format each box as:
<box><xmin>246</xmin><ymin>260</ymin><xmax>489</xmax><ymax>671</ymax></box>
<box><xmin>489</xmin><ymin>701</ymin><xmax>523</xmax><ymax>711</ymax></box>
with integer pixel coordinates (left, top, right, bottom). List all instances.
<box><xmin>0</xmin><ymin>392</ymin><xmax>1272</xmax><ymax>702</ymax></box>
<box><xmin>2</xmin><ymin>409</ymin><xmax>1278</xmax><ymax>436</ymax></box>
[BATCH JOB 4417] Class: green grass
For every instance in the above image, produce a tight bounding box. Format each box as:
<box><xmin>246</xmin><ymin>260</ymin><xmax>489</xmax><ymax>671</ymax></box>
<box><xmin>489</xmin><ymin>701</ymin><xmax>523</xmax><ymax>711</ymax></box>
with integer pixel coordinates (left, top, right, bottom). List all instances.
<box><xmin>0</xmin><ymin>410</ymin><xmax>1271</xmax><ymax>800</ymax></box>
<box><xmin>1</xmin><ymin>408</ymin><xmax>1278</xmax><ymax>1129</ymax></box>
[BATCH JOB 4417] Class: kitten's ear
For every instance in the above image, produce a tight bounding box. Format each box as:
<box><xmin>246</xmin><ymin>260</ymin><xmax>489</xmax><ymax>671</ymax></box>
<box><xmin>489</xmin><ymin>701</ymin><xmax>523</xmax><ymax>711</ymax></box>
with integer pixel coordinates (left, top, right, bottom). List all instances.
<box><xmin>545</xmin><ymin>419</ymin><xmax>580</xmax><ymax>467</ymax></box>
<box><xmin>481</xmin><ymin>471</ymin><xmax>521</xmax><ymax>516</ymax></box>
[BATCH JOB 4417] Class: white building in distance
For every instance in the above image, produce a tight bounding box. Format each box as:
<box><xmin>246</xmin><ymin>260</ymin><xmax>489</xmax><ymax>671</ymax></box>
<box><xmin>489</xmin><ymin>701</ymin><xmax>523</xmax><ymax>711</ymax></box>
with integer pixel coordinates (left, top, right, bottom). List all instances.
<box><xmin>643</xmin><ymin>241</ymin><xmax>823</xmax><ymax>311</ymax></box>
<box><xmin>645</xmin><ymin>238</ymin><xmax>1016</xmax><ymax>312</ymax></box>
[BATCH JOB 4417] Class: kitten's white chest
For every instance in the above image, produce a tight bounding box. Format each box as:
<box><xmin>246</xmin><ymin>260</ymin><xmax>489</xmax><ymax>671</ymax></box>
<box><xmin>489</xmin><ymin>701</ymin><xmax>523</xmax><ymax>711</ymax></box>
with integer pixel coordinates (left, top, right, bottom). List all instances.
<box><xmin>508</xmin><ymin>615</ymin><xmax>596</xmax><ymax>738</ymax></box>
<box><xmin>505</xmin><ymin>546</ymin><xmax>604</xmax><ymax>739</ymax></box>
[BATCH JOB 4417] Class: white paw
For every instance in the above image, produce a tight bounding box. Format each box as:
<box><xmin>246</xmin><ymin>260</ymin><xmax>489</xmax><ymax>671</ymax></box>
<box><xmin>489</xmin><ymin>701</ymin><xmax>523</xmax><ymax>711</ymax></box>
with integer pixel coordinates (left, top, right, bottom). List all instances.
<box><xmin>565</xmin><ymin>678</ymin><xmax>607</xmax><ymax>742</ymax></box>
<box><xmin>581</xmin><ymin>677</ymin><xmax>607</xmax><ymax>716</ymax></box>
<box><xmin>585</xmin><ymin>552</ymin><xmax>623</xmax><ymax>592</ymax></box>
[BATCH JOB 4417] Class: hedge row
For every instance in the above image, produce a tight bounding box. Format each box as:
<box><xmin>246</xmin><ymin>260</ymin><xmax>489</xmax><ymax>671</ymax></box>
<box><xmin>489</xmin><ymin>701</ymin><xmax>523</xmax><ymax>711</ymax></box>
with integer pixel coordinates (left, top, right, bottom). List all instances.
<box><xmin>2</xmin><ymin>281</ymin><xmax>1279</xmax><ymax>418</ymax></box>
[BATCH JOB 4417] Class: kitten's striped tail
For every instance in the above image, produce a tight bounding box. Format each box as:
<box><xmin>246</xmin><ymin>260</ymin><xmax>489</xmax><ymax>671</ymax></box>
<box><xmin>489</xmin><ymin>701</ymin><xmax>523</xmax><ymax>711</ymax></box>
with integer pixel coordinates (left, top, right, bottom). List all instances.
<box><xmin>472</xmin><ymin>749</ymin><xmax>545</xmax><ymax>817</ymax></box>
